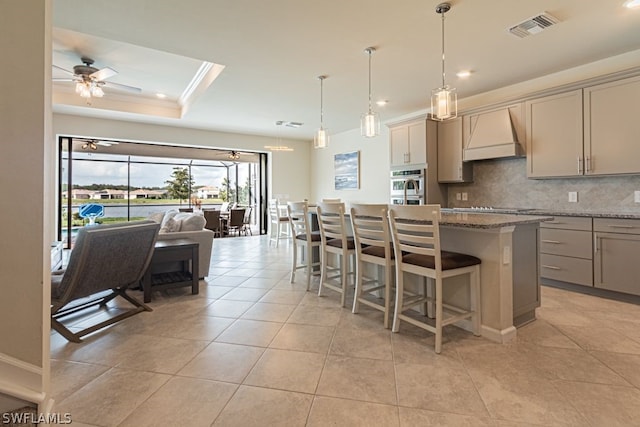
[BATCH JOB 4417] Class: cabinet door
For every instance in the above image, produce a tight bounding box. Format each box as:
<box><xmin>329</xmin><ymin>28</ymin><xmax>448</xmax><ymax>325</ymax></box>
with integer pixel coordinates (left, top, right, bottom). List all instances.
<box><xmin>437</xmin><ymin>117</ymin><xmax>471</xmax><ymax>182</ymax></box>
<box><xmin>526</xmin><ymin>90</ymin><xmax>584</xmax><ymax>178</ymax></box>
<box><xmin>407</xmin><ymin>120</ymin><xmax>427</xmax><ymax>165</ymax></box>
<box><xmin>584</xmin><ymin>75</ymin><xmax>640</xmax><ymax>175</ymax></box>
<box><xmin>594</xmin><ymin>232</ymin><xmax>640</xmax><ymax>296</ymax></box>
<box><xmin>390</xmin><ymin>126</ymin><xmax>409</xmax><ymax>166</ymax></box>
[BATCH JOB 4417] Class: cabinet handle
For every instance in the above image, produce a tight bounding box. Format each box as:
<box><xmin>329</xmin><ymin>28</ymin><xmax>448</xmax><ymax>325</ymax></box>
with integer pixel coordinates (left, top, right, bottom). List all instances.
<box><xmin>546</xmin><ymin>220</ymin><xmax>562</xmax><ymax>224</ymax></box>
<box><xmin>586</xmin><ymin>156</ymin><xmax>592</xmax><ymax>173</ymax></box>
<box><xmin>541</xmin><ymin>239</ymin><xmax>561</xmax><ymax>244</ymax></box>
<box><xmin>541</xmin><ymin>265</ymin><xmax>561</xmax><ymax>270</ymax></box>
<box><xmin>594</xmin><ymin>234</ymin><xmax>599</xmax><ymax>253</ymax></box>
<box><xmin>608</xmin><ymin>225</ymin><xmax>635</xmax><ymax>229</ymax></box>
<box><xmin>577</xmin><ymin>157</ymin><xmax>583</xmax><ymax>174</ymax></box>
<box><xmin>458</xmin><ymin>166</ymin><xmax>462</xmax><ymax>179</ymax></box>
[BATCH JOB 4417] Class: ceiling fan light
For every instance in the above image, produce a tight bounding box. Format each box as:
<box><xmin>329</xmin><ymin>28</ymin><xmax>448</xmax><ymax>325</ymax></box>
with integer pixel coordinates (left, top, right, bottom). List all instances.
<box><xmin>75</xmin><ymin>82</ymin><xmax>83</xmax><ymax>94</ymax></box>
<box><xmin>79</xmin><ymin>85</ymin><xmax>91</xmax><ymax>98</ymax></box>
<box><xmin>91</xmin><ymin>85</ymin><xmax>104</xmax><ymax>98</ymax></box>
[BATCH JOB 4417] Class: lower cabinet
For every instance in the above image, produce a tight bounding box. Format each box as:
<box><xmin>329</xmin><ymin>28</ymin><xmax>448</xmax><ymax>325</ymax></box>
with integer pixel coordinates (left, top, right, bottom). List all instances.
<box><xmin>540</xmin><ymin>216</ymin><xmax>593</xmax><ymax>287</ymax></box>
<box><xmin>594</xmin><ymin>218</ymin><xmax>640</xmax><ymax>296</ymax></box>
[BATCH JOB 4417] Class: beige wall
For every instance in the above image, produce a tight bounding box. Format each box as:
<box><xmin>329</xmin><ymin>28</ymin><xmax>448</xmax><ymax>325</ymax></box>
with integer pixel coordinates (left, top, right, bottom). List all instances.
<box><xmin>52</xmin><ymin>114</ymin><xmax>312</xmax><ymax>203</ymax></box>
<box><xmin>310</xmin><ymin>126</ymin><xmax>391</xmax><ymax>204</ymax></box>
<box><xmin>0</xmin><ymin>0</ymin><xmax>52</xmax><ymax>411</ymax></box>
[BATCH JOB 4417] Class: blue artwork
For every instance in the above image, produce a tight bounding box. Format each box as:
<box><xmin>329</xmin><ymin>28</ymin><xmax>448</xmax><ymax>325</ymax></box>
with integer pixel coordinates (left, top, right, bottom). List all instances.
<box><xmin>334</xmin><ymin>151</ymin><xmax>359</xmax><ymax>190</ymax></box>
<box><xmin>78</xmin><ymin>203</ymin><xmax>104</xmax><ymax>226</ymax></box>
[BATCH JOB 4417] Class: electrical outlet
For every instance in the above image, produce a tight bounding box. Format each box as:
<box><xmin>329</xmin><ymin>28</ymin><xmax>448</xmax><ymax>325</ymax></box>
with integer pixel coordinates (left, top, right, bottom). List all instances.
<box><xmin>635</xmin><ymin>191</ymin><xmax>640</xmax><ymax>203</ymax></box>
<box><xmin>568</xmin><ymin>191</ymin><xmax>578</xmax><ymax>203</ymax></box>
<box><xmin>456</xmin><ymin>192</ymin><xmax>462</xmax><ymax>201</ymax></box>
<box><xmin>462</xmin><ymin>192</ymin><xmax>468</xmax><ymax>201</ymax></box>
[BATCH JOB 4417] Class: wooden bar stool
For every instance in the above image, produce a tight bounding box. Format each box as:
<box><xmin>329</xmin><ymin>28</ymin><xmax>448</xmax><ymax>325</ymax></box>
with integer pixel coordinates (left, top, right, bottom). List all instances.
<box><xmin>388</xmin><ymin>204</ymin><xmax>481</xmax><ymax>354</ymax></box>
<box><xmin>316</xmin><ymin>202</ymin><xmax>355</xmax><ymax>307</ymax></box>
<box><xmin>287</xmin><ymin>201</ymin><xmax>321</xmax><ymax>290</ymax></box>
<box><xmin>350</xmin><ymin>203</ymin><xmax>395</xmax><ymax>329</ymax></box>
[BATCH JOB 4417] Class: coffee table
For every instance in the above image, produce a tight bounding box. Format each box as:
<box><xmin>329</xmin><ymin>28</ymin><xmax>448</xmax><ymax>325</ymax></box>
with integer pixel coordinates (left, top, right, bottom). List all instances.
<box><xmin>142</xmin><ymin>238</ymin><xmax>199</xmax><ymax>303</ymax></box>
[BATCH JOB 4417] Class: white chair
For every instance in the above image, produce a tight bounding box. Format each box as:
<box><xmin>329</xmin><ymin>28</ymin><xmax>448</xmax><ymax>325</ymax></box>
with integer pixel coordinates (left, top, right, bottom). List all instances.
<box><xmin>269</xmin><ymin>198</ymin><xmax>289</xmax><ymax>246</ymax></box>
<box><xmin>350</xmin><ymin>204</ymin><xmax>395</xmax><ymax>329</ymax></box>
<box><xmin>388</xmin><ymin>204</ymin><xmax>481</xmax><ymax>354</ymax></box>
<box><xmin>288</xmin><ymin>201</ymin><xmax>321</xmax><ymax>290</ymax></box>
<box><xmin>316</xmin><ymin>202</ymin><xmax>355</xmax><ymax>307</ymax></box>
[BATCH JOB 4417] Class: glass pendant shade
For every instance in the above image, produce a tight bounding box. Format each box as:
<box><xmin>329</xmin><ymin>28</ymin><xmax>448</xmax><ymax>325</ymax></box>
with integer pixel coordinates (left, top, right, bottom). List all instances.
<box><xmin>314</xmin><ymin>127</ymin><xmax>328</xmax><ymax>149</ymax></box>
<box><xmin>431</xmin><ymin>86</ymin><xmax>457</xmax><ymax>121</ymax></box>
<box><xmin>92</xmin><ymin>85</ymin><xmax>104</xmax><ymax>98</ymax></box>
<box><xmin>361</xmin><ymin>111</ymin><xmax>380</xmax><ymax>138</ymax></box>
<box><xmin>315</xmin><ymin>75</ymin><xmax>329</xmax><ymax>149</ymax></box>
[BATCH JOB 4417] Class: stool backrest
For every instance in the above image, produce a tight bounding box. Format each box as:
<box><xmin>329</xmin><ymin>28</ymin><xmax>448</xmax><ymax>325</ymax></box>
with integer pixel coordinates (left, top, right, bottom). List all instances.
<box><xmin>316</xmin><ymin>202</ymin><xmax>349</xmax><ymax>245</ymax></box>
<box><xmin>388</xmin><ymin>204</ymin><xmax>442</xmax><ymax>271</ymax></box>
<box><xmin>350</xmin><ymin>203</ymin><xmax>392</xmax><ymax>258</ymax></box>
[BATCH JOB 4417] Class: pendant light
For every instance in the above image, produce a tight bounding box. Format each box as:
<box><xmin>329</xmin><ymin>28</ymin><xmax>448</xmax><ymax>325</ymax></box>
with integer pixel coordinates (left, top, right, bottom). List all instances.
<box><xmin>314</xmin><ymin>75</ymin><xmax>329</xmax><ymax>149</ymax></box>
<box><xmin>361</xmin><ymin>47</ymin><xmax>380</xmax><ymax>138</ymax></box>
<box><xmin>431</xmin><ymin>3</ymin><xmax>457</xmax><ymax>121</ymax></box>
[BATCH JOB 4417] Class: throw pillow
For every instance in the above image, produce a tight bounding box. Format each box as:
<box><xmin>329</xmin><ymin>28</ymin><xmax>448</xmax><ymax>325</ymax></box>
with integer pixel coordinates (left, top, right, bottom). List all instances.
<box><xmin>159</xmin><ymin>217</ymin><xmax>181</xmax><ymax>233</ymax></box>
<box><xmin>180</xmin><ymin>214</ymin><xmax>206</xmax><ymax>231</ymax></box>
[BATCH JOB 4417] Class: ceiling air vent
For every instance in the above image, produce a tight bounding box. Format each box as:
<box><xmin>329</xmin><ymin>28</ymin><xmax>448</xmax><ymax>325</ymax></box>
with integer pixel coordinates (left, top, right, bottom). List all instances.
<box><xmin>508</xmin><ymin>12</ymin><xmax>560</xmax><ymax>38</ymax></box>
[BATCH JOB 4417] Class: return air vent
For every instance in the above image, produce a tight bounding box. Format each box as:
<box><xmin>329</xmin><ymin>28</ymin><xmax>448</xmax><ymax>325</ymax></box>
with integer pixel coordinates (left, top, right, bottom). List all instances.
<box><xmin>275</xmin><ymin>120</ymin><xmax>303</xmax><ymax>128</ymax></box>
<box><xmin>508</xmin><ymin>12</ymin><xmax>560</xmax><ymax>38</ymax></box>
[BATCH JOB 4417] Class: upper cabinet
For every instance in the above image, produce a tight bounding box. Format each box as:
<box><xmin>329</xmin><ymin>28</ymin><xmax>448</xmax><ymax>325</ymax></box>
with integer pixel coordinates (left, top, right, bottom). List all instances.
<box><xmin>526</xmin><ymin>75</ymin><xmax>640</xmax><ymax>178</ymax></box>
<box><xmin>525</xmin><ymin>90</ymin><xmax>583</xmax><ymax>178</ymax></box>
<box><xmin>584</xmin><ymin>75</ymin><xmax>640</xmax><ymax>175</ymax></box>
<box><xmin>437</xmin><ymin>117</ymin><xmax>472</xmax><ymax>183</ymax></box>
<box><xmin>389</xmin><ymin>118</ymin><xmax>427</xmax><ymax>166</ymax></box>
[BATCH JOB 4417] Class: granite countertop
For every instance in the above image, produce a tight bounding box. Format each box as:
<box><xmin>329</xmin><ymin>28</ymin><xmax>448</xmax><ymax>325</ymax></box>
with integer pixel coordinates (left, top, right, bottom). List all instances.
<box><xmin>523</xmin><ymin>209</ymin><xmax>640</xmax><ymax>219</ymax></box>
<box><xmin>440</xmin><ymin>212</ymin><xmax>554</xmax><ymax>229</ymax></box>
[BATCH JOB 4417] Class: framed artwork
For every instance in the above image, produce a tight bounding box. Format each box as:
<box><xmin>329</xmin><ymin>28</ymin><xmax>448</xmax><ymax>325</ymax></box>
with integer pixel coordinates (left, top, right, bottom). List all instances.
<box><xmin>334</xmin><ymin>151</ymin><xmax>359</xmax><ymax>190</ymax></box>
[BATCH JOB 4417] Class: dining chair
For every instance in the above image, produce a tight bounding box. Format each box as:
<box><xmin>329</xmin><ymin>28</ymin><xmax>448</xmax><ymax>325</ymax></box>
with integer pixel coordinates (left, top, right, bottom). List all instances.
<box><xmin>203</xmin><ymin>209</ymin><xmax>222</xmax><ymax>237</ymax></box>
<box><xmin>287</xmin><ymin>201</ymin><xmax>321</xmax><ymax>290</ymax></box>
<box><xmin>269</xmin><ymin>198</ymin><xmax>289</xmax><ymax>246</ymax></box>
<box><xmin>227</xmin><ymin>208</ymin><xmax>246</xmax><ymax>236</ymax></box>
<box><xmin>316</xmin><ymin>202</ymin><xmax>356</xmax><ymax>307</ymax></box>
<box><xmin>388</xmin><ymin>204</ymin><xmax>481</xmax><ymax>354</ymax></box>
<box><xmin>240</xmin><ymin>206</ymin><xmax>253</xmax><ymax>236</ymax></box>
<box><xmin>350</xmin><ymin>203</ymin><xmax>395</xmax><ymax>329</ymax></box>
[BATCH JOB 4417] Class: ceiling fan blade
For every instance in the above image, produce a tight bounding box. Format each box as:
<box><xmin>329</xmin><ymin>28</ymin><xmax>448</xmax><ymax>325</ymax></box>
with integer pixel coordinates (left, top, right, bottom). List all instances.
<box><xmin>90</xmin><ymin>67</ymin><xmax>118</xmax><ymax>81</ymax></box>
<box><xmin>96</xmin><ymin>141</ymin><xmax>119</xmax><ymax>146</ymax></box>
<box><xmin>52</xmin><ymin>64</ymin><xmax>75</xmax><ymax>76</ymax></box>
<box><xmin>52</xmin><ymin>78</ymin><xmax>75</xmax><ymax>82</ymax></box>
<box><xmin>103</xmin><ymin>81</ymin><xmax>142</xmax><ymax>93</ymax></box>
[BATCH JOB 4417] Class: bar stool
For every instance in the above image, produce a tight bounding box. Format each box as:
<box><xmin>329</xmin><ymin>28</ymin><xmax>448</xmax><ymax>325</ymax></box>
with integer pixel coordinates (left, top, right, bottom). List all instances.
<box><xmin>287</xmin><ymin>201</ymin><xmax>321</xmax><ymax>290</ymax></box>
<box><xmin>316</xmin><ymin>202</ymin><xmax>355</xmax><ymax>307</ymax></box>
<box><xmin>350</xmin><ymin>204</ymin><xmax>395</xmax><ymax>329</ymax></box>
<box><xmin>388</xmin><ymin>204</ymin><xmax>481</xmax><ymax>354</ymax></box>
<box><xmin>269</xmin><ymin>198</ymin><xmax>289</xmax><ymax>246</ymax></box>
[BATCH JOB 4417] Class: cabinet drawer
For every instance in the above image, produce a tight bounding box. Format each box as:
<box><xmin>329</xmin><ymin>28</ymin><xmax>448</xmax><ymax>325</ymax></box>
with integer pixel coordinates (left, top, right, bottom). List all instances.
<box><xmin>540</xmin><ymin>228</ymin><xmax>592</xmax><ymax>259</ymax></box>
<box><xmin>540</xmin><ymin>253</ymin><xmax>593</xmax><ymax>287</ymax></box>
<box><xmin>541</xmin><ymin>216</ymin><xmax>592</xmax><ymax>231</ymax></box>
<box><xmin>593</xmin><ymin>218</ymin><xmax>640</xmax><ymax>235</ymax></box>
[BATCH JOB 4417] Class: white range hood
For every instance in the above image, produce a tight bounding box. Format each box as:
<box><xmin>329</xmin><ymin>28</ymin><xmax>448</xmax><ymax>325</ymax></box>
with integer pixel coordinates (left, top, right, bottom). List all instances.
<box><xmin>463</xmin><ymin>108</ymin><xmax>523</xmax><ymax>161</ymax></box>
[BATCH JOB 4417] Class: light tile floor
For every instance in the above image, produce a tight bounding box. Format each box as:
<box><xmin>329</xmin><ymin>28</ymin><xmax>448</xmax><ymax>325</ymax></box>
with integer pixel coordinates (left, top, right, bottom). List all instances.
<box><xmin>50</xmin><ymin>235</ymin><xmax>640</xmax><ymax>426</ymax></box>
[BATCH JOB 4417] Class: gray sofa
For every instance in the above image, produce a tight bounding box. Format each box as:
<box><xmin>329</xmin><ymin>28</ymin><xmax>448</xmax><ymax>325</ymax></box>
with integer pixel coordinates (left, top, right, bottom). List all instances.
<box><xmin>150</xmin><ymin>210</ymin><xmax>214</xmax><ymax>278</ymax></box>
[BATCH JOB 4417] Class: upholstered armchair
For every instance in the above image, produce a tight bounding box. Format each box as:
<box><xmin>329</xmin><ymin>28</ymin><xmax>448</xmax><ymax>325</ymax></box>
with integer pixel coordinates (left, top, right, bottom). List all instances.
<box><xmin>50</xmin><ymin>221</ymin><xmax>160</xmax><ymax>342</ymax></box>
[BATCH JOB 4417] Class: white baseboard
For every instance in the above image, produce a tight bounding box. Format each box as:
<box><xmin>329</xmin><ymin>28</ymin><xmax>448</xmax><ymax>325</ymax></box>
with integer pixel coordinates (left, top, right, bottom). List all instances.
<box><xmin>481</xmin><ymin>324</ymin><xmax>517</xmax><ymax>343</ymax></box>
<box><xmin>0</xmin><ymin>352</ymin><xmax>46</xmax><ymax>406</ymax></box>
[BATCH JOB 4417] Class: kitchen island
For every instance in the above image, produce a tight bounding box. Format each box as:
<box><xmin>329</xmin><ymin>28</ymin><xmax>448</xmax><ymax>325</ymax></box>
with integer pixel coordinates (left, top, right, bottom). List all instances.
<box><xmin>437</xmin><ymin>211</ymin><xmax>552</xmax><ymax>343</ymax></box>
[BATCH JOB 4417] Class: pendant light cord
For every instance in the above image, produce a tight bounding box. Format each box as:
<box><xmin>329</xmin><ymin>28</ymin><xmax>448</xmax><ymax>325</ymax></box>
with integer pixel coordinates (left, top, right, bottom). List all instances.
<box><xmin>319</xmin><ymin>76</ymin><xmax>325</xmax><ymax>129</ymax></box>
<box><xmin>441</xmin><ymin>10</ymin><xmax>446</xmax><ymax>88</ymax></box>
<box><xmin>368</xmin><ymin>49</ymin><xmax>373</xmax><ymax>113</ymax></box>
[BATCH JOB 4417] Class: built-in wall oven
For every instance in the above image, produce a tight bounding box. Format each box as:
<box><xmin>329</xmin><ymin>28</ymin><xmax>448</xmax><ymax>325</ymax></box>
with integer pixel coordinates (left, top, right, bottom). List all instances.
<box><xmin>390</xmin><ymin>167</ymin><xmax>425</xmax><ymax>205</ymax></box>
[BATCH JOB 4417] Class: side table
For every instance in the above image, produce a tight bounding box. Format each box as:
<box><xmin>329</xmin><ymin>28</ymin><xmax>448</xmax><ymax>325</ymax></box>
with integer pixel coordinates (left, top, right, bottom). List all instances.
<box><xmin>143</xmin><ymin>238</ymin><xmax>199</xmax><ymax>303</ymax></box>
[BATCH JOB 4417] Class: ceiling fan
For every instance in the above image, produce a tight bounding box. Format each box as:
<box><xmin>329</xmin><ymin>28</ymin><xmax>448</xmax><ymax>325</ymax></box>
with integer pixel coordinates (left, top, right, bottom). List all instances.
<box><xmin>75</xmin><ymin>138</ymin><xmax>119</xmax><ymax>151</ymax></box>
<box><xmin>53</xmin><ymin>56</ymin><xmax>142</xmax><ymax>102</ymax></box>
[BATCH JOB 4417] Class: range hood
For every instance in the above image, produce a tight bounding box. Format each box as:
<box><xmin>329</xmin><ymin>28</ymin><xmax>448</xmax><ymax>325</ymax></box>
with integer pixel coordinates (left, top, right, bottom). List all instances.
<box><xmin>463</xmin><ymin>108</ymin><xmax>523</xmax><ymax>161</ymax></box>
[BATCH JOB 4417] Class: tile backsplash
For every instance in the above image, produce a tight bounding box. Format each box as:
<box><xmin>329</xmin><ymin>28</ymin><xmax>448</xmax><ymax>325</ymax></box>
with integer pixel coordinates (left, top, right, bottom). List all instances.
<box><xmin>447</xmin><ymin>157</ymin><xmax>640</xmax><ymax>213</ymax></box>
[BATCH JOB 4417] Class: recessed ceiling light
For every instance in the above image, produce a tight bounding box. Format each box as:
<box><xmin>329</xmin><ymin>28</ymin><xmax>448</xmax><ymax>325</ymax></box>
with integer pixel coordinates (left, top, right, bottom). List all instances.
<box><xmin>376</xmin><ymin>100</ymin><xmax>388</xmax><ymax>106</ymax></box>
<box><xmin>156</xmin><ymin>93</ymin><xmax>167</xmax><ymax>99</ymax></box>
<box><xmin>456</xmin><ymin>70</ymin><xmax>472</xmax><ymax>79</ymax></box>
<box><xmin>624</xmin><ymin>0</ymin><xmax>640</xmax><ymax>8</ymax></box>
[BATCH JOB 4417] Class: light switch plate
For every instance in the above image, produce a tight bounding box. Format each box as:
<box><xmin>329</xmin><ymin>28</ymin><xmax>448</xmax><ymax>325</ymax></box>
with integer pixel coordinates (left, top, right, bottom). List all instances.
<box><xmin>568</xmin><ymin>191</ymin><xmax>578</xmax><ymax>203</ymax></box>
<box><xmin>462</xmin><ymin>192</ymin><xmax>468</xmax><ymax>201</ymax></box>
<box><xmin>456</xmin><ymin>192</ymin><xmax>462</xmax><ymax>201</ymax></box>
<box><xmin>635</xmin><ymin>191</ymin><xmax>640</xmax><ymax>203</ymax></box>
